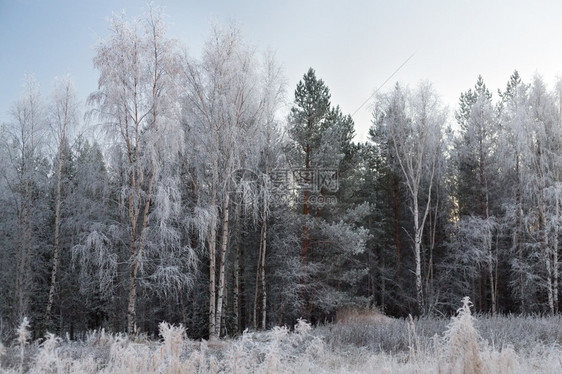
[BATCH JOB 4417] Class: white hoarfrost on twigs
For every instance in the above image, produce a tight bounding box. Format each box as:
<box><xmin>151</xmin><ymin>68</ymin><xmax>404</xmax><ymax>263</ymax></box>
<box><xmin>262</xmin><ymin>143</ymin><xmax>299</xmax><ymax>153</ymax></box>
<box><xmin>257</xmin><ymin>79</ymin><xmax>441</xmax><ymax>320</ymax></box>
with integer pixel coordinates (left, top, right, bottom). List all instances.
<box><xmin>442</xmin><ymin>296</ymin><xmax>484</xmax><ymax>374</ymax></box>
<box><xmin>3</xmin><ymin>303</ymin><xmax>562</xmax><ymax>373</ymax></box>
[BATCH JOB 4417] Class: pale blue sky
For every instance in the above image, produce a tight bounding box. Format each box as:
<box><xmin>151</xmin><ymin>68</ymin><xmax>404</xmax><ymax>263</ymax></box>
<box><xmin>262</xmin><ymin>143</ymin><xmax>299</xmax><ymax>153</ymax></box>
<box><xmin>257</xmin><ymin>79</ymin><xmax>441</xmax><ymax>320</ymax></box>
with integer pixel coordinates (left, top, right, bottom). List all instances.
<box><xmin>2</xmin><ymin>0</ymin><xmax>562</xmax><ymax>140</ymax></box>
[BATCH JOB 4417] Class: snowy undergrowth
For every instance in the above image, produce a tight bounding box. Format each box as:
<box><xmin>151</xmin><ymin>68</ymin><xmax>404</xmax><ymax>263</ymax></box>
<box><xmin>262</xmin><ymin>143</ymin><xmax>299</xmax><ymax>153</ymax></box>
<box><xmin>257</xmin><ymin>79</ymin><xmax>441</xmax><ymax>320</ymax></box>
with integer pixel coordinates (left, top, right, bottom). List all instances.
<box><xmin>2</xmin><ymin>300</ymin><xmax>562</xmax><ymax>373</ymax></box>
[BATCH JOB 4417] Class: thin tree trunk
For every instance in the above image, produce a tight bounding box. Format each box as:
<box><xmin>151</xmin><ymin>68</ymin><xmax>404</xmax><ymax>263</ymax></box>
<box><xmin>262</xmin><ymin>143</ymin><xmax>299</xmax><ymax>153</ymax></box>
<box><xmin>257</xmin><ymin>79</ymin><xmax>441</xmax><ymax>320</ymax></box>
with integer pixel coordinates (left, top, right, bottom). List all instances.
<box><xmin>554</xmin><ymin>197</ymin><xmax>560</xmax><ymax>313</ymax></box>
<box><xmin>381</xmin><ymin>255</ymin><xmax>386</xmax><ymax>313</ymax></box>
<box><xmin>20</xmin><ymin>170</ymin><xmax>34</xmax><ymax>319</ymax></box>
<box><xmin>300</xmin><ymin>143</ymin><xmax>311</xmax><ymax>318</ymax></box>
<box><xmin>260</xmin><ymin>217</ymin><xmax>267</xmax><ymax>330</ymax></box>
<box><xmin>413</xmin><ymin>199</ymin><xmax>423</xmax><ymax>312</ymax></box>
<box><xmin>16</xmin><ymin>198</ymin><xmax>32</xmax><ymax>319</ymax></box>
<box><xmin>494</xmin><ymin>233</ymin><xmax>499</xmax><ymax>314</ymax></box>
<box><xmin>127</xmin><ymin>250</ymin><xmax>141</xmax><ymax>334</ymax></box>
<box><xmin>392</xmin><ymin>176</ymin><xmax>402</xmax><ymax>287</ymax></box>
<box><xmin>208</xmin><ymin>217</ymin><xmax>217</xmax><ymax>338</ymax></box>
<box><xmin>414</xmin><ymin>163</ymin><xmax>435</xmax><ymax>314</ymax></box>
<box><xmin>233</xmin><ymin>231</ymin><xmax>240</xmax><ymax>334</ymax></box>
<box><xmin>233</xmin><ymin>201</ymin><xmax>242</xmax><ymax>335</ymax></box>
<box><xmin>546</xmin><ymin>246</ymin><xmax>554</xmax><ymax>314</ymax></box>
<box><xmin>215</xmin><ymin>190</ymin><xmax>231</xmax><ymax>336</ymax></box>
<box><xmin>425</xmin><ymin>183</ymin><xmax>439</xmax><ymax>307</ymax></box>
<box><xmin>208</xmin><ymin>166</ymin><xmax>219</xmax><ymax>338</ymax></box>
<box><xmin>45</xmin><ymin>144</ymin><xmax>63</xmax><ymax>324</ymax></box>
<box><xmin>514</xmin><ymin>156</ymin><xmax>525</xmax><ymax>312</ymax></box>
<box><xmin>488</xmin><ymin>232</ymin><xmax>496</xmax><ymax>315</ymax></box>
<box><xmin>46</xmin><ymin>82</ymin><xmax>72</xmax><ymax>326</ymax></box>
<box><xmin>239</xmin><ymin>241</ymin><xmax>246</xmax><ymax>332</ymax></box>
<box><xmin>221</xmin><ymin>286</ymin><xmax>228</xmax><ymax>336</ymax></box>
<box><xmin>253</xmin><ymin>203</ymin><xmax>268</xmax><ymax>330</ymax></box>
<box><xmin>541</xmin><ymin>209</ymin><xmax>555</xmax><ymax>314</ymax></box>
<box><xmin>46</xmin><ymin>133</ymin><xmax>69</xmax><ymax>327</ymax></box>
<box><xmin>253</xmin><ymin>233</ymin><xmax>262</xmax><ymax>330</ymax></box>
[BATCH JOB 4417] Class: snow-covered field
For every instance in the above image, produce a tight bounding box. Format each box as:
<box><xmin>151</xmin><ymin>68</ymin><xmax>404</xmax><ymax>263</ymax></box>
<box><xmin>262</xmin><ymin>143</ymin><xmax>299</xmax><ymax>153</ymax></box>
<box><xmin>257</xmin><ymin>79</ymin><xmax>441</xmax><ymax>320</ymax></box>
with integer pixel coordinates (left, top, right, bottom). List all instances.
<box><xmin>2</xmin><ymin>300</ymin><xmax>562</xmax><ymax>373</ymax></box>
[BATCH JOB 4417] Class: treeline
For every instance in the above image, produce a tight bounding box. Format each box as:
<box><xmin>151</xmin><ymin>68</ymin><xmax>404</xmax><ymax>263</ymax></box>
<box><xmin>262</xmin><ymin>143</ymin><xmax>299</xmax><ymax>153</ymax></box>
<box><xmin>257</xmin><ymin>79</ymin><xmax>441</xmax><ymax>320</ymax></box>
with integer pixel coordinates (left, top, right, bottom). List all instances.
<box><xmin>1</xmin><ymin>8</ymin><xmax>562</xmax><ymax>340</ymax></box>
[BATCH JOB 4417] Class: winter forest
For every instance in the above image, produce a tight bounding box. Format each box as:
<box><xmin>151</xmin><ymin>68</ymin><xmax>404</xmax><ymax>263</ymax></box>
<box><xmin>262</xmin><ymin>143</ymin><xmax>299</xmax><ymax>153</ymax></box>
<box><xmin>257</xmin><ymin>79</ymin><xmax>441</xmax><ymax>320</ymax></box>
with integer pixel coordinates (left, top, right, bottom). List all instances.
<box><xmin>5</xmin><ymin>6</ymin><xmax>562</xmax><ymax>373</ymax></box>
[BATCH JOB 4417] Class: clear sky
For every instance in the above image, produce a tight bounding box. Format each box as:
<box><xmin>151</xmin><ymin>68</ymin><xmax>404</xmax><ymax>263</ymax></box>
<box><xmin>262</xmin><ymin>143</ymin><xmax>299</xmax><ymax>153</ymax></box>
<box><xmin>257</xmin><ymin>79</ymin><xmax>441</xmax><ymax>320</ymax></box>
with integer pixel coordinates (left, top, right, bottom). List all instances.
<box><xmin>2</xmin><ymin>0</ymin><xmax>562</xmax><ymax>140</ymax></box>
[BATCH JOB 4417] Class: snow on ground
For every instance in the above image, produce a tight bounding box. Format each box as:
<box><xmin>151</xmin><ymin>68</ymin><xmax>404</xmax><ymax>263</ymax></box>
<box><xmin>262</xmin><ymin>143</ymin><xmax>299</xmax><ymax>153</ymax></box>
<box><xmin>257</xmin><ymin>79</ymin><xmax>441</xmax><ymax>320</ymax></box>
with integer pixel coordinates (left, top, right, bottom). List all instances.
<box><xmin>2</xmin><ymin>301</ymin><xmax>562</xmax><ymax>373</ymax></box>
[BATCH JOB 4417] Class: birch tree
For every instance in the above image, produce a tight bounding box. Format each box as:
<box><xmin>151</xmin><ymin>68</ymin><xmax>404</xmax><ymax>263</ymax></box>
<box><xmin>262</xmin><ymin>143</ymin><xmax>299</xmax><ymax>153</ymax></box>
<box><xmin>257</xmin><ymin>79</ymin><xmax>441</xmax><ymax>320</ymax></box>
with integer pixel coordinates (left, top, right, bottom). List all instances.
<box><xmin>372</xmin><ymin>82</ymin><xmax>445</xmax><ymax>312</ymax></box>
<box><xmin>250</xmin><ymin>55</ymin><xmax>285</xmax><ymax>330</ymax></box>
<box><xmin>498</xmin><ymin>73</ymin><xmax>562</xmax><ymax>313</ymax></box>
<box><xmin>521</xmin><ymin>76</ymin><xmax>561</xmax><ymax>313</ymax></box>
<box><xmin>182</xmin><ymin>26</ymin><xmax>282</xmax><ymax>337</ymax></box>
<box><xmin>45</xmin><ymin>77</ymin><xmax>77</xmax><ymax>326</ymax></box>
<box><xmin>87</xmin><ymin>8</ymin><xmax>187</xmax><ymax>333</ymax></box>
<box><xmin>497</xmin><ymin>71</ymin><xmax>530</xmax><ymax>312</ymax></box>
<box><xmin>3</xmin><ymin>76</ymin><xmax>48</xmax><ymax>321</ymax></box>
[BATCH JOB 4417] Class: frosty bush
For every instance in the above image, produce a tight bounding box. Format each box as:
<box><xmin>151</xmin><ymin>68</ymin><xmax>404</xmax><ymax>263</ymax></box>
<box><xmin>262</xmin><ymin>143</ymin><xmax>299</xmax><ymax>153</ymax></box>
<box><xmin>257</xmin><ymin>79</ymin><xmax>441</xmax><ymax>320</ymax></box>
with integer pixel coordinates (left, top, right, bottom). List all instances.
<box><xmin>158</xmin><ymin>321</ymin><xmax>185</xmax><ymax>373</ymax></box>
<box><xmin>29</xmin><ymin>333</ymin><xmax>62</xmax><ymax>374</ymax></box>
<box><xmin>16</xmin><ymin>317</ymin><xmax>31</xmax><ymax>371</ymax></box>
<box><xmin>4</xmin><ymin>310</ymin><xmax>562</xmax><ymax>373</ymax></box>
<box><xmin>442</xmin><ymin>297</ymin><xmax>483</xmax><ymax>374</ymax></box>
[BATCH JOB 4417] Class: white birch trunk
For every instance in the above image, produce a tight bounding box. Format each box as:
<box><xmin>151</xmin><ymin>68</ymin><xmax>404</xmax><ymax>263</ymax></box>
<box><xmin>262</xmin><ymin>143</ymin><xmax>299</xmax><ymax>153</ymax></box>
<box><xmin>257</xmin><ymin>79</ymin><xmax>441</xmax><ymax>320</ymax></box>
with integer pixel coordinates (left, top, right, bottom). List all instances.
<box><xmin>46</xmin><ymin>81</ymin><xmax>72</xmax><ymax>324</ymax></box>
<box><xmin>488</xmin><ymin>234</ymin><xmax>496</xmax><ymax>315</ymax></box>
<box><xmin>543</xmin><ymin>208</ymin><xmax>555</xmax><ymax>314</ymax></box>
<box><xmin>260</xmin><ymin>217</ymin><xmax>267</xmax><ymax>330</ymax></box>
<box><xmin>413</xmin><ymin>201</ymin><xmax>423</xmax><ymax>311</ymax></box>
<box><xmin>215</xmin><ymin>190</ymin><xmax>231</xmax><ymax>336</ymax></box>
<box><xmin>233</xmin><ymin>239</ymin><xmax>240</xmax><ymax>334</ymax></box>
<box><xmin>554</xmin><ymin>197</ymin><xmax>559</xmax><ymax>313</ymax></box>
<box><xmin>45</xmin><ymin>143</ymin><xmax>63</xmax><ymax>322</ymax></box>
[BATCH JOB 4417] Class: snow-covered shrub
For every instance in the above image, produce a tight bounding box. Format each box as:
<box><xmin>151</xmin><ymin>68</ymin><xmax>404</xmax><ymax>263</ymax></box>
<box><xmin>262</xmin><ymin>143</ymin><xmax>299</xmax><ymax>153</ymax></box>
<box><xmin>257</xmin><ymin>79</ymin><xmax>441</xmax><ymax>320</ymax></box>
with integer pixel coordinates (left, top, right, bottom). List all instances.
<box><xmin>28</xmin><ymin>333</ymin><xmax>62</xmax><ymax>374</ymax></box>
<box><xmin>158</xmin><ymin>322</ymin><xmax>185</xmax><ymax>373</ymax></box>
<box><xmin>16</xmin><ymin>317</ymin><xmax>31</xmax><ymax>371</ymax></box>
<box><xmin>442</xmin><ymin>297</ymin><xmax>483</xmax><ymax>374</ymax></box>
<box><xmin>7</xmin><ymin>312</ymin><xmax>562</xmax><ymax>373</ymax></box>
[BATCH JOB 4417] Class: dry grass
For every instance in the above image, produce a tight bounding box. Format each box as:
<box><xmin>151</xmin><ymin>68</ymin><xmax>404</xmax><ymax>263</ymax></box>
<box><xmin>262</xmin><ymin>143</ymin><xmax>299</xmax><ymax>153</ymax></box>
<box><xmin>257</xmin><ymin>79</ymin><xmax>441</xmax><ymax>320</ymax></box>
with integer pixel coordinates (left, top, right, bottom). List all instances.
<box><xmin>2</xmin><ymin>299</ymin><xmax>562</xmax><ymax>373</ymax></box>
<box><xmin>335</xmin><ymin>306</ymin><xmax>393</xmax><ymax>324</ymax></box>
<box><xmin>442</xmin><ymin>297</ymin><xmax>484</xmax><ymax>374</ymax></box>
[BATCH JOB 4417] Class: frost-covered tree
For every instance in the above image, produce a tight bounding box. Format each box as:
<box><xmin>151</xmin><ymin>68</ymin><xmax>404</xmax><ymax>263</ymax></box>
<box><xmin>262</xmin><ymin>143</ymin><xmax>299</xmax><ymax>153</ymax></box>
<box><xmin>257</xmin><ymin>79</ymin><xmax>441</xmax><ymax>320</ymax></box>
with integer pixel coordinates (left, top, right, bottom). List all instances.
<box><xmin>284</xmin><ymin>68</ymin><xmax>368</xmax><ymax>322</ymax></box>
<box><xmin>45</xmin><ymin>77</ymin><xmax>78</xmax><ymax>327</ymax></box>
<box><xmin>371</xmin><ymin>82</ymin><xmax>445</xmax><ymax>313</ymax></box>
<box><xmin>1</xmin><ymin>76</ymin><xmax>50</xmax><ymax>322</ymax></box>
<box><xmin>496</xmin><ymin>71</ymin><xmax>529</xmax><ymax>312</ymax></box>
<box><xmin>367</xmin><ymin>117</ymin><xmax>410</xmax><ymax>313</ymax></box>
<box><xmin>250</xmin><ymin>55</ymin><xmax>285</xmax><ymax>331</ymax></box>
<box><xmin>287</xmin><ymin>68</ymin><xmax>331</xmax><ymax>270</ymax></box>
<box><xmin>492</xmin><ymin>73</ymin><xmax>562</xmax><ymax>314</ymax></box>
<box><xmin>454</xmin><ymin>76</ymin><xmax>498</xmax><ymax>219</ymax></box>
<box><xmin>447</xmin><ymin>215</ymin><xmax>499</xmax><ymax>314</ymax></box>
<box><xmin>86</xmin><ymin>8</ymin><xmax>189</xmax><ymax>333</ymax></box>
<box><xmin>450</xmin><ymin>76</ymin><xmax>502</xmax><ymax>314</ymax></box>
<box><xmin>181</xmin><ymin>25</ymin><xmax>284</xmax><ymax>337</ymax></box>
<box><xmin>69</xmin><ymin>137</ymin><xmax>114</xmax><ymax>331</ymax></box>
<box><xmin>519</xmin><ymin>76</ymin><xmax>561</xmax><ymax>314</ymax></box>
